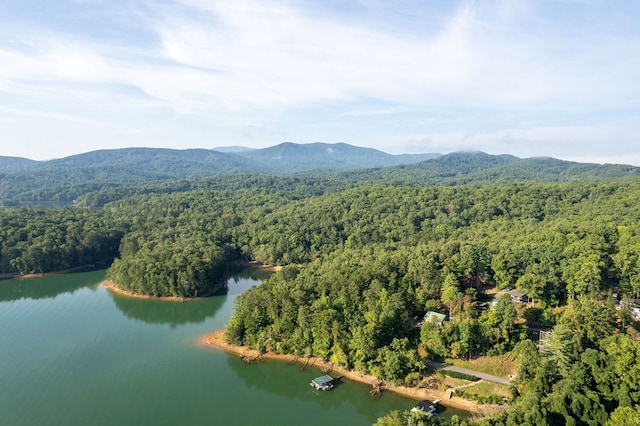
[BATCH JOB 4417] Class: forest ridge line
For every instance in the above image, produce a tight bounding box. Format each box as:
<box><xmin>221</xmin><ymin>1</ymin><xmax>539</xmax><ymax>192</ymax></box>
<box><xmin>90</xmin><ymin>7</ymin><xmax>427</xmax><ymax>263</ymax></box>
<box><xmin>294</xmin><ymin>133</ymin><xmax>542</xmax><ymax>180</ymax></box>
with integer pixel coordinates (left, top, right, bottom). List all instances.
<box><xmin>3</xmin><ymin>142</ymin><xmax>440</xmax><ymax>171</ymax></box>
<box><xmin>1</xmin><ymin>144</ymin><xmax>638</xmax><ymax>208</ymax></box>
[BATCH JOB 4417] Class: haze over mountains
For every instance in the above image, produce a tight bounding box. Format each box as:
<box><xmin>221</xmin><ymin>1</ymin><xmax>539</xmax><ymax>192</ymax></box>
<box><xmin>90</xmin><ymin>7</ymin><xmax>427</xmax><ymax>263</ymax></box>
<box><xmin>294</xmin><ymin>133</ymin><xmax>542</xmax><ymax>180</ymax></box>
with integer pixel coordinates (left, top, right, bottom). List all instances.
<box><xmin>0</xmin><ymin>142</ymin><xmax>638</xmax><ymax>206</ymax></box>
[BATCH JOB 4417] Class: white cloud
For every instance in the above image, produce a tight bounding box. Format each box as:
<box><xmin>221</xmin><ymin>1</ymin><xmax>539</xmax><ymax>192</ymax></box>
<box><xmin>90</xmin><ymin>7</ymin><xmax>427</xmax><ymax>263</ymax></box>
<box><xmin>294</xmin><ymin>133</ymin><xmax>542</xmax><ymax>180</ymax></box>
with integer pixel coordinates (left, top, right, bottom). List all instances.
<box><xmin>0</xmin><ymin>105</ymin><xmax>101</xmax><ymax>125</ymax></box>
<box><xmin>0</xmin><ymin>0</ymin><xmax>638</xmax><ymax>163</ymax></box>
<box><xmin>565</xmin><ymin>153</ymin><xmax>640</xmax><ymax>167</ymax></box>
<box><xmin>392</xmin><ymin>120</ymin><xmax>640</xmax><ymax>163</ymax></box>
<box><xmin>2</xmin><ymin>0</ymin><xmax>639</xmax><ymax>114</ymax></box>
<box><xmin>164</xmin><ymin>0</ymin><xmax>637</xmax><ymax>113</ymax></box>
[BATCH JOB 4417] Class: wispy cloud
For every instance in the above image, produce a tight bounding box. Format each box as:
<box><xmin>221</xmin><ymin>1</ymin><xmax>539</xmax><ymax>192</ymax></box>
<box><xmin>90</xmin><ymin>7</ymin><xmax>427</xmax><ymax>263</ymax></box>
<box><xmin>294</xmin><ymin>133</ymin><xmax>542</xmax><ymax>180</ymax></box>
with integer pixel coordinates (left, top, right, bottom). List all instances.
<box><xmin>0</xmin><ymin>105</ymin><xmax>101</xmax><ymax>125</ymax></box>
<box><xmin>393</xmin><ymin>119</ymin><xmax>640</xmax><ymax>160</ymax></box>
<box><xmin>4</xmin><ymin>0</ymin><xmax>637</xmax><ymax>114</ymax></box>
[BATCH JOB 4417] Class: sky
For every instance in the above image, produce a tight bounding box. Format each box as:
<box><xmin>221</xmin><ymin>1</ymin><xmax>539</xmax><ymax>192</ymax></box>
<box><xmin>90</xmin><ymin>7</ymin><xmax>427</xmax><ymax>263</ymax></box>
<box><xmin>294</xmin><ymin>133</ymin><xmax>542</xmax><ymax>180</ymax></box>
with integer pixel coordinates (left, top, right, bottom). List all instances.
<box><xmin>1</xmin><ymin>0</ymin><xmax>639</xmax><ymax>165</ymax></box>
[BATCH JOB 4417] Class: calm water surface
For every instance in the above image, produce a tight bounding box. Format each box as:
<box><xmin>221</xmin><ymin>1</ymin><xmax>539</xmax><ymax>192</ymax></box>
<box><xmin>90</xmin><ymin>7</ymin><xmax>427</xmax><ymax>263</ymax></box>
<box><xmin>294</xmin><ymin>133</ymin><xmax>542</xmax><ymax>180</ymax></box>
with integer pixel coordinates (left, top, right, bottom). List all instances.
<box><xmin>0</xmin><ymin>269</ymin><xmax>467</xmax><ymax>425</ymax></box>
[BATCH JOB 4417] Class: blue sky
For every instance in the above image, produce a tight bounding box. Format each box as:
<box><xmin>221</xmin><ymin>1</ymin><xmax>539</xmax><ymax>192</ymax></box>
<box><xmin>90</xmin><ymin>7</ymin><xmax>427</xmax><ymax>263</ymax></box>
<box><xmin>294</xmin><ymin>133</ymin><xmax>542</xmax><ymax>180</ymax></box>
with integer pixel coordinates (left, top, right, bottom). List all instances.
<box><xmin>1</xmin><ymin>0</ymin><xmax>639</xmax><ymax>165</ymax></box>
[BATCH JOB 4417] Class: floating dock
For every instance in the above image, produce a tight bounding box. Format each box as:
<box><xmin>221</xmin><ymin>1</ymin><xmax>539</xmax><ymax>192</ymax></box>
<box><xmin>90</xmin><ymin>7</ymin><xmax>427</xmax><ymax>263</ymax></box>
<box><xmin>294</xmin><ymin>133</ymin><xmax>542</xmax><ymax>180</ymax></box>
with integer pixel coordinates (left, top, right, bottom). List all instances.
<box><xmin>411</xmin><ymin>399</ymin><xmax>440</xmax><ymax>415</ymax></box>
<box><xmin>310</xmin><ymin>375</ymin><xmax>334</xmax><ymax>391</ymax></box>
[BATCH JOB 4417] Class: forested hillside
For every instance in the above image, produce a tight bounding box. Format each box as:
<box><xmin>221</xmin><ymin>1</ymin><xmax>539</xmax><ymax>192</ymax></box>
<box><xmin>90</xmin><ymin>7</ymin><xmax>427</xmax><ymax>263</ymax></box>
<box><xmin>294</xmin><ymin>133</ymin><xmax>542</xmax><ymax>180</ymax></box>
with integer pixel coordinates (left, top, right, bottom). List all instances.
<box><xmin>0</xmin><ymin>143</ymin><xmax>437</xmax><ymax>205</ymax></box>
<box><xmin>342</xmin><ymin>152</ymin><xmax>640</xmax><ymax>186</ymax></box>
<box><xmin>0</xmin><ymin>156</ymin><xmax>38</xmax><ymax>172</ymax></box>
<box><xmin>230</xmin><ymin>142</ymin><xmax>439</xmax><ymax>171</ymax></box>
<box><xmin>1</xmin><ymin>166</ymin><xmax>640</xmax><ymax>424</ymax></box>
<box><xmin>0</xmin><ymin>208</ymin><xmax>125</xmax><ymax>274</ymax></box>
<box><xmin>2</xmin><ymin>147</ymin><xmax>638</xmax><ymax>206</ymax></box>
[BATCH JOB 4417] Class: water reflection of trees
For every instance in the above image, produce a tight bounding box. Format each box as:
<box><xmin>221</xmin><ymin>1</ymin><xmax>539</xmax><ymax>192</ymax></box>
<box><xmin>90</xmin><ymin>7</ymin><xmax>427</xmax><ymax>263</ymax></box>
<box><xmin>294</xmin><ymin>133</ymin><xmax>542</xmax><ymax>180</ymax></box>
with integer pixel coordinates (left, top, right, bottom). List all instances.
<box><xmin>110</xmin><ymin>268</ymin><xmax>266</xmax><ymax>327</ymax></box>
<box><xmin>0</xmin><ymin>269</ymin><xmax>104</xmax><ymax>302</ymax></box>
<box><xmin>225</xmin><ymin>266</ymin><xmax>272</xmax><ymax>284</ymax></box>
<box><xmin>111</xmin><ymin>289</ymin><xmax>227</xmax><ymax>327</ymax></box>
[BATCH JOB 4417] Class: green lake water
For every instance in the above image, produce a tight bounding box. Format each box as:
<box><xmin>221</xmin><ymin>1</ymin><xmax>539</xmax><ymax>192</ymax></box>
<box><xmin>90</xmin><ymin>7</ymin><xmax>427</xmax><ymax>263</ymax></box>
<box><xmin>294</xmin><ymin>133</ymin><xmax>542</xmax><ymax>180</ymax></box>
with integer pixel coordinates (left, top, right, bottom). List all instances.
<box><xmin>0</xmin><ymin>268</ymin><xmax>468</xmax><ymax>425</ymax></box>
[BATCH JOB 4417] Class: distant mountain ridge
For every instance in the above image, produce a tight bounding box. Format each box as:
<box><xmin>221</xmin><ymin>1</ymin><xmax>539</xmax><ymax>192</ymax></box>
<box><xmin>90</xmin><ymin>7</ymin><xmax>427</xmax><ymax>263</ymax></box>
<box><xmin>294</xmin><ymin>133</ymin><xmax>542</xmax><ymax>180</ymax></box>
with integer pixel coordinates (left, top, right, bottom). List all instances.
<box><xmin>0</xmin><ymin>143</ymin><xmax>638</xmax><ymax>206</ymax></box>
<box><xmin>231</xmin><ymin>142</ymin><xmax>440</xmax><ymax>172</ymax></box>
<box><xmin>0</xmin><ymin>143</ymin><xmax>440</xmax><ymax>204</ymax></box>
<box><xmin>341</xmin><ymin>151</ymin><xmax>640</xmax><ymax>185</ymax></box>
<box><xmin>0</xmin><ymin>143</ymin><xmax>440</xmax><ymax>175</ymax></box>
<box><xmin>0</xmin><ymin>156</ymin><xmax>39</xmax><ymax>172</ymax></box>
<box><xmin>36</xmin><ymin>148</ymin><xmax>257</xmax><ymax>175</ymax></box>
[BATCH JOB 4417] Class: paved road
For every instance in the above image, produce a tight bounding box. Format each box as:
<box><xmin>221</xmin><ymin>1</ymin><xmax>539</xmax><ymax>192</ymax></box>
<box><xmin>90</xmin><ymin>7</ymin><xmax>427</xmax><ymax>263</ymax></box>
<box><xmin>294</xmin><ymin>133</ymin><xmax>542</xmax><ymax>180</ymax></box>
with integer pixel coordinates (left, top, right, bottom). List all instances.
<box><xmin>427</xmin><ymin>361</ymin><xmax>511</xmax><ymax>385</ymax></box>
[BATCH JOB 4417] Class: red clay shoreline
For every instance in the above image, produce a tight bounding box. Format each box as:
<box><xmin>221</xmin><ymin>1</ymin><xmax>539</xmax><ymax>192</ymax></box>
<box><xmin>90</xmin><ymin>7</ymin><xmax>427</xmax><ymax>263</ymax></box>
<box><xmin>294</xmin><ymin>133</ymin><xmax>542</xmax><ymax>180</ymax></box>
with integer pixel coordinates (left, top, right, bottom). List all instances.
<box><xmin>199</xmin><ymin>330</ymin><xmax>502</xmax><ymax>418</ymax></box>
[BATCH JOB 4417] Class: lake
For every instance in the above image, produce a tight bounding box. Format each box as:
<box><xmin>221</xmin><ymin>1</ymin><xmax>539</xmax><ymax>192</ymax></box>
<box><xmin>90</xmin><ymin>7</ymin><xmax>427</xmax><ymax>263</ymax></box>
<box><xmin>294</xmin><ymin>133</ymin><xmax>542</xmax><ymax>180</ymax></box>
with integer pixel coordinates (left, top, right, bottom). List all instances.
<box><xmin>0</xmin><ymin>268</ymin><xmax>467</xmax><ymax>425</ymax></box>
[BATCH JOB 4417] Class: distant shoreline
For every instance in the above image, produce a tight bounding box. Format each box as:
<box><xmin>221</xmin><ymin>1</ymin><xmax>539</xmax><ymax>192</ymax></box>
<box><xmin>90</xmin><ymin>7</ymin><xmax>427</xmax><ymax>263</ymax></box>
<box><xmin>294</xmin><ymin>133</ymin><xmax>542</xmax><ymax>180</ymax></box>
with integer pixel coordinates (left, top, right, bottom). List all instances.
<box><xmin>0</xmin><ymin>263</ymin><xmax>102</xmax><ymax>281</ymax></box>
<box><xmin>199</xmin><ymin>330</ymin><xmax>500</xmax><ymax>417</ymax></box>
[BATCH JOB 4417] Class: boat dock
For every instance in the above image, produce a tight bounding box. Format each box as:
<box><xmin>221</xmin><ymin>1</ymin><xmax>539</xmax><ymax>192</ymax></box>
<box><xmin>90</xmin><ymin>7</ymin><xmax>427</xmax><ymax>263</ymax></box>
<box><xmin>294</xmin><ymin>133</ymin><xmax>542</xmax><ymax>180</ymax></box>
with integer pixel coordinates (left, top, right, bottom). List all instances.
<box><xmin>310</xmin><ymin>375</ymin><xmax>335</xmax><ymax>391</ymax></box>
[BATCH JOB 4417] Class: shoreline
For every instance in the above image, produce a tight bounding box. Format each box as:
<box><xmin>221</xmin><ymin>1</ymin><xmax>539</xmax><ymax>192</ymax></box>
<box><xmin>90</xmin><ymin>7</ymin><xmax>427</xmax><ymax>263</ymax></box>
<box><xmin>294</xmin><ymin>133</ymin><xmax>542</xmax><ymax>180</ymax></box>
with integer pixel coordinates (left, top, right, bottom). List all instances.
<box><xmin>102</xmin><ymin>261</ymin><xmax>282</xmax><ymax>301</ymax></box>
<box><xmin>102</xmin><ymin>279</ymin><xmax>237</xmax><ymax>301</ymax></box>
<box><xmin>101</xmin><ymin>279</ymin><xmax>206</xmax><ymax>301</ymax></box>
<box><xmin>199</xmin><ymin>330</ymin><xmax>501</xmax><ymax>417</ymax></box>
<box><xmin>229</xmin><ymin>260</ymin><xmax>282</xmax><ymax>272</ymax></box>
<box><xmin>0</xmin><ymin>263</ymin><xmax>104</xmax><ymax>281</ymax></box>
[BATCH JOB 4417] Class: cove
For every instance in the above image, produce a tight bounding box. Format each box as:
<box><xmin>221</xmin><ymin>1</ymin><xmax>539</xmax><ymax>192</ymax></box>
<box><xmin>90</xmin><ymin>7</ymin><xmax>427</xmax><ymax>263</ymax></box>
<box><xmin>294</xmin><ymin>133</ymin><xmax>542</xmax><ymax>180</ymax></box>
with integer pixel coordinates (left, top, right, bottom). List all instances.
<box><xmin>0</xmin><ymin>268</ymin><xmax>469</xmax><ymax>425</ymax></box>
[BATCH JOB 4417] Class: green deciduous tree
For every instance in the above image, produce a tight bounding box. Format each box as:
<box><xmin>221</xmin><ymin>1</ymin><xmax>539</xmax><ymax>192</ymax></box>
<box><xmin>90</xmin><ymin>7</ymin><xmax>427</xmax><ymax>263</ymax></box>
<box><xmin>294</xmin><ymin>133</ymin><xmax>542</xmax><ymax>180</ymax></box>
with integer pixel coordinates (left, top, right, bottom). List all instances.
<box><xmin>441</xmin><ymin>272</ymin><xmax>463</xmax><ymax>318</ymax></box>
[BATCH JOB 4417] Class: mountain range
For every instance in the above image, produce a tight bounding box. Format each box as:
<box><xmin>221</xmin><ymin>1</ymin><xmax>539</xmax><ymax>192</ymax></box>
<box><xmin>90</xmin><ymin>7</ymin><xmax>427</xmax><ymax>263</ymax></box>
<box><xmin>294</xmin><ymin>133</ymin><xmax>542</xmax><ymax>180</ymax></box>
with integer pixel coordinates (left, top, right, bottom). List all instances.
<box><xmin>0</xmin><ymin>142</ymin><xmax>440</xmax><ymax>175</ymax></box>
<box><xmin>0</xmin><ymin>142</ymin><xmax>638</xmax><ymax>206</ymax></box>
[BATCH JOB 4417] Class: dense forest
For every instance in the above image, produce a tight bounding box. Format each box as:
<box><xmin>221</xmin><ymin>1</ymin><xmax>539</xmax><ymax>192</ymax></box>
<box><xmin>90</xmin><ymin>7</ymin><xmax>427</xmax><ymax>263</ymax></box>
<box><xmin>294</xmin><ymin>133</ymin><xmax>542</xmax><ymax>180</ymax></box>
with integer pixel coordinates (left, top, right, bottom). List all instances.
<box><xmin>220</xmin><ymin>181</ymin><xmax>640</xmax><ymax>424</ymax></box>
<box><xmin>1</xmin><ymin>153</ymin><xmax>640</xmax><ymax>424</ymax></box>
<box><xmin>0</xmin><ymin>208</ymin><xmax>124</xmax><ymax>274</ymax></box>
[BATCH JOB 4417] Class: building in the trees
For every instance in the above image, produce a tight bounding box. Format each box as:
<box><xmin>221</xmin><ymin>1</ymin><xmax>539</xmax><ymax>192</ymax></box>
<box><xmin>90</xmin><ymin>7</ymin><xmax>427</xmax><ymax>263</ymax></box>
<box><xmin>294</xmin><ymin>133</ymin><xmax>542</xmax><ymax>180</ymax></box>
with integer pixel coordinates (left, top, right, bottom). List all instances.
<box><xmin>423</xmin><ymin>311</ymin><xmax>447</xmax><ymax>326</ymax></box>
<box><xmin>507</xmin><ymin>290</ymin><xmax>529</xmax><ymax>304</ymax></box>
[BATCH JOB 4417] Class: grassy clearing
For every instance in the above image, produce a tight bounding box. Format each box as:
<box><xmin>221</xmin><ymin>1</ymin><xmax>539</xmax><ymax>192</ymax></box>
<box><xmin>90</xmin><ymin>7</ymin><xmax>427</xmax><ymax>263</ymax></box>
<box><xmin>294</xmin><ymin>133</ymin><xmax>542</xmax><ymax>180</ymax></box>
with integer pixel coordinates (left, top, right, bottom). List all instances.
<box><xmin>445</xmin><ymin>353</ymin><xmax>516</xmax><ymax>378</ymax></box>
<box><xmin>460</xmin><ymin>381</ymin><xmax>511</xmax><ymax>398</ymax></box>
<box><xmin>441</xmin><ymin>376</ymin><xmax>472</xmax><ymax>389</ymax></box>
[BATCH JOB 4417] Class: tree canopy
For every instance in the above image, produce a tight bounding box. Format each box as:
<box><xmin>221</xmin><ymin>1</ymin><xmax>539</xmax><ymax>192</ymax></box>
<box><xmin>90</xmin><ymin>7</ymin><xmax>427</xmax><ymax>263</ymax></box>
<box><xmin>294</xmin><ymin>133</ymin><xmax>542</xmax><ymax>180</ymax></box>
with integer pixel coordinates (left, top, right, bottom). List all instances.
<box><xmin>2</xmin><ymin>172</ymin><xmax>640</xmax><ymax>423</ymax></box>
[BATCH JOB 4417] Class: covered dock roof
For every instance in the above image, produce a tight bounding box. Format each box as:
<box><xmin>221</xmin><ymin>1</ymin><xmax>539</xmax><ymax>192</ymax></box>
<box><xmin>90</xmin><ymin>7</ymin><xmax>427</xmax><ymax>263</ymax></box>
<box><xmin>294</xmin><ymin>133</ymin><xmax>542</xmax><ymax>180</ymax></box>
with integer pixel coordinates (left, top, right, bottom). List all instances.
<box><xmin>311</xmin><ymin>375</ymin><xmax>334</xmax><ymax>387</ymax></box>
